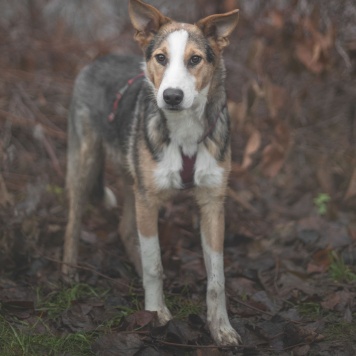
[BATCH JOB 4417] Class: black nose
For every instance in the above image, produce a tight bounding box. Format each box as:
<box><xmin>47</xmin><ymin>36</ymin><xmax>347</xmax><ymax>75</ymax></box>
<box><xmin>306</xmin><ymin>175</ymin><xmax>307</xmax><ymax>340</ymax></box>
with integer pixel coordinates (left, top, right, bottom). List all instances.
<box><xmin>163</xmin><ymin>88</ymin><xmax>184</xmax><ymax>106</ymax></box>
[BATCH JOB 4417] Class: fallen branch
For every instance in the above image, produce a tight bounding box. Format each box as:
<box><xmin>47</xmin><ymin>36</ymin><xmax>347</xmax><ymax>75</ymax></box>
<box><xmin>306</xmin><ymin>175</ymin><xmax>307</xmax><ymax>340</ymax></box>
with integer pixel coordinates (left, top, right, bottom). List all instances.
<box><xmin>0</xmin><ymin>109</ymin><xmax>66</xmax><ymax>141</ymax></box>
<box><xmin>154</xmin><ymin>339</ymin><xmax>256</xmax><ymax>350</ymax></box>
<box><xmin>41</xmin><ymin>254</ymin><xmax>142</xmax><ymax>292</ymax></box>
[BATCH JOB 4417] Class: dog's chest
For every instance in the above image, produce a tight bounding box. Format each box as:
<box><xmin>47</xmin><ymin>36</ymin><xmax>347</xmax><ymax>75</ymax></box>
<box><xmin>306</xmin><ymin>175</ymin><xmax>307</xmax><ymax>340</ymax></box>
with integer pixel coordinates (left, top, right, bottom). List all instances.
<box><xmin>154</xmin><ymin>143</ymin><xmax>224</xmax><ymax>190</ymax></box>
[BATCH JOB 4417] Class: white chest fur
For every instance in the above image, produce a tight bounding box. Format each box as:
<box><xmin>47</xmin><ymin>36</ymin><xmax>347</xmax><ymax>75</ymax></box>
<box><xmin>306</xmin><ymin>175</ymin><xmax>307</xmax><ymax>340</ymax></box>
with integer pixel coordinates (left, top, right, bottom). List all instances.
<box><xmin>154</xmin><ymin>142</ymin><xmax>224</xmax><ymax>190</ymax></box>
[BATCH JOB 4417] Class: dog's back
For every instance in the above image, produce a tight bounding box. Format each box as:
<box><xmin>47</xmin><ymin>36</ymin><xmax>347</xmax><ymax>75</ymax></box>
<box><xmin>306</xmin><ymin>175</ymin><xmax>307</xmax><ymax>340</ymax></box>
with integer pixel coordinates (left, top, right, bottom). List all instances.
<box><xmin>69</xmin><ymin>55</ymin><xmax>143</xmax><ymax>148</ymax></box>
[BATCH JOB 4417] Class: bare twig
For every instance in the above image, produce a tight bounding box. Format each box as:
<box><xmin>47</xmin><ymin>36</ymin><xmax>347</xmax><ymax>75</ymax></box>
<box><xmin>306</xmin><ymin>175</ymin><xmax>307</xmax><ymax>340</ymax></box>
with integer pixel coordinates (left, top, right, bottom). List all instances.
<box><xmin>231</xmin><ymin>296</ymin><xmax>274</xmax><ymax>317</ymax></box>
<box><xmin>41</xmin><ymin>254</ymin><xmax>142</xmax><ymax>292</ymax></box>
<box><xmin>0</xmin><ymin>109</ymin><xmax>66</xmax><ymax>141</ymax></box>
<box><xmin>154</xmin><ymin>339</ymin><xmax>256</xmax><ymax>350</ymax></box>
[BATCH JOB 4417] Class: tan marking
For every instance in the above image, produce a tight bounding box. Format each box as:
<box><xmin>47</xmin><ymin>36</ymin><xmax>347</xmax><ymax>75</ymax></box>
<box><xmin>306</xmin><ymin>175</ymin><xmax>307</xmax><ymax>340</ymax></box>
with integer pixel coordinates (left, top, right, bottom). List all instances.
<box><xmin>194</xmin><ymin>145</ymin><xmax>230</xmax><ymax>253</ymax></box>
<box><xmin>195</xmin><ymin>186</ymin><xmax>226</xmax><ymax>253</ymax></box>
<box><xmin>134</xmin><ymin>191</ymin><xmax>158</xmax><ymax>237</ymax></box>
<box><xmin>146</xmin><ymin>44</ymin><xmax>169</xmax><ymax>89</ymax></box>
<box><xmin>136</xmin><ymin>138</ymin><xmax>159</xmax><ymax>195</ymax></box>
<box><xmin>183</xmin><ymin>43</ymin><xmax>212</xmax><ymax>92</ymax></box>
<box><xmin>133</xmin><ymin>139</ymin><xmax>174</xmax><ymax>236</ymax></box>
<box><xmin>133</xmin><ymin>141</ymin><xmax>177</xmax><ymax>237</ymax></box>
<box><xmin>133</xmin><ymin>139</ymin><xmax>159</xmax><ymax>237</ymax></box>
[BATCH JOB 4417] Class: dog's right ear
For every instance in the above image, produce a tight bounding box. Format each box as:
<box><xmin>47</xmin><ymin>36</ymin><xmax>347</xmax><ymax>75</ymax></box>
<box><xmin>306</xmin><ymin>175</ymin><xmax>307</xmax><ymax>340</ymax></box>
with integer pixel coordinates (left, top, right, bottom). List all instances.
<box><xmin>129</xmin><ymin>0</ymin><xmax>171</xmax><ymax>48</ymax></box>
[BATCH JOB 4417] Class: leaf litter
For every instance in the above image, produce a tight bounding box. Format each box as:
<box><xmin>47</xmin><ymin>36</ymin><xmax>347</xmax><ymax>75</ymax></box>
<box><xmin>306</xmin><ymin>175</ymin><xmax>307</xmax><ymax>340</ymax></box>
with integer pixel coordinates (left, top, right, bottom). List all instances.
<box><xmin>1</xmin><ymin>0</ymin><xmax>356</xmax><ymax>355</ymax></box>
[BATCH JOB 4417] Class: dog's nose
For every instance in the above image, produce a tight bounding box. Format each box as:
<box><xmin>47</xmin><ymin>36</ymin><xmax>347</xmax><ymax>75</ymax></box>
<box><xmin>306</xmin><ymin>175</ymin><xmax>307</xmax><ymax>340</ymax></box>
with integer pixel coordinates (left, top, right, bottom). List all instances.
<box><xmin>163</xmin><ymin>88</ymin><xmax>184</xmax><ymax>106</ymax></box>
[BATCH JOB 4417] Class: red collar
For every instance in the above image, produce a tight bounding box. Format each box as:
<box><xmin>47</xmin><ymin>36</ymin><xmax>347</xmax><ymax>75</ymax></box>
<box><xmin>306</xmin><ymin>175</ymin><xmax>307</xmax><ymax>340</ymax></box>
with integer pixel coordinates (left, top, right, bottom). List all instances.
<box><xmin>108</xmin><ymin>72</ymin><xmax>145</xmax><ymax>122</ymax></box>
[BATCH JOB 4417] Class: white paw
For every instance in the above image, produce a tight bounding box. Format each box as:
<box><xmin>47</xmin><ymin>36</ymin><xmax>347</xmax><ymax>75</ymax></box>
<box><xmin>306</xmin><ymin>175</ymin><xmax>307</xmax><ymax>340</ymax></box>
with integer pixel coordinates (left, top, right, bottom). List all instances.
<box><xmin>209</xmin><ymin>322</ymin><xmax>241</xmax><ymax>346</ymax></box>
<box><xmin>155</xmin><ymin>306</ymin><xmax>172</xmax><ymax>325</ymax></box>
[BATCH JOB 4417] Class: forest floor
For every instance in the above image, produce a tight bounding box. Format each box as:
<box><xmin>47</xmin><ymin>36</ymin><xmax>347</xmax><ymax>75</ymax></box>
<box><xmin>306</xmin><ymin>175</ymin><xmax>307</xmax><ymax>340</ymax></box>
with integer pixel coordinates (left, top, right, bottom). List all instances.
<box><xmin>0</xmin><ymin>2</ymin><xmax>356</xmax><ymax>355</ymax></box>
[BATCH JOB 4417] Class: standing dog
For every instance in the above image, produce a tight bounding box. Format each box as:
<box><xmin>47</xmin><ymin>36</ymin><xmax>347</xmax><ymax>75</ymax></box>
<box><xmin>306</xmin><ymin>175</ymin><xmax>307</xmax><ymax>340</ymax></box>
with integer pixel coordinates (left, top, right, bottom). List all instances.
<box><xmin>63</xmin><ymin>0</ymin><xmax>240</xmax><ymax>346</ymax></box>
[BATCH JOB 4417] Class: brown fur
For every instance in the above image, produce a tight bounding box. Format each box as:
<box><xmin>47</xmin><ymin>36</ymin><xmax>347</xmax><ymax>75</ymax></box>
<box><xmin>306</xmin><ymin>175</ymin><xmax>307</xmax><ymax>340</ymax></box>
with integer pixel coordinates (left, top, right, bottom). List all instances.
<box><xmin>63</xmin><ymin>0</ymin><xmax>240</xmax><ymax>346</ymax></box>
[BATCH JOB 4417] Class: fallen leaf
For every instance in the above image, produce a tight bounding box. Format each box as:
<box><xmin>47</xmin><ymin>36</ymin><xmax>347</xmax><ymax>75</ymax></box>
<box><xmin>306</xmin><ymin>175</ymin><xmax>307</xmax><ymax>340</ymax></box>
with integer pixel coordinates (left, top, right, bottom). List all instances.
<box><xmin>344</xmin><ymin>167</ymin><xmax>356</xmax><ymax>201</ymax></box>
<box><xmin>265</xmin><ymin>81</ymin><xmax>286</xmax><ymax>119</ymax></box>
<box><xmin>307</xmin><ymin>249</ymin><xmax>331</xmax><ymax>274</ymax></box>
<box><xmin>321</xmin><ymin>293</ymin><xmax>341</xmax><ymax>310</ymax></box>
<box><xmin>278</xmin><ymin>272</ymin><xmax>318</xmax><ymax>297</ymax></box>
<box><xmin>227</xmin><ymin>277</ymin><xmax>257</xmax><ymax>297</ymax></box>
<box><xmin>343</xmin><ymin>306</ymin><xmax>353</xmax><ymax>323</ymax></box>
<box><xmin>293</xmin><ymin>344</ymin><xmax>311</xmax><ymax>356</ymax></box>
<box><xmin>267</xmin><ymin>10</ymin><xmax>284</xmax><ymax>30</ymax></box>
<box><xmin>228</xmin><ymin>99</ymin><xmax>247</xmax><ymax>128</ymax></box>
<box><xmin>80</xmin><ymin>230</ymin><xmax>97</xmax><ymax>244</ymax></box>
<box><xmin>228</xmin><ymin>188</ymin><xmax>258</xmax><ymax>213</ymax></box>
<box><xmin>221</xmin><ymin>0</ymin><xmax>238</xmax><ymax>12</ymax></box>
<box><xmin>321</xmin><ymin>291</ymin><xmax>353</xmax><ymax>311</ymax></box>
<box><xmin>61</xmin><ymin>303</ymin><xmax>96</xmax><ymax>332</ymax></box>
<box><xmin>260</xmin><ymin>122</ymin><xmax>290</xmax><ymax>178</ymax></box>
<box><xmin>295</xmin><ymin>17</ymin><xmax>334</xmax><ymax>74</ymax></box>
<box><xmin>252</xmin><ymin>290</ymin><xmax>282</xmax><ymax>314</ymax></box>
<box><xmin>126</xmin><ymin>310</ymin><xmax>156</xmax><ymax>330</ymax></box>
<box><xmin>242</xmin><ymin>129</ymin><xmax>261</xmax><ymax>170</ymax></box>
<box><xmin>166</xmin><ymin>319</ymin><xmax>201</xmax><ymax>344</ymax></box>
<box><xmin>92</xmin><ymin>333</ymin><xmax>143</xmax><ymax>356</ymax></box>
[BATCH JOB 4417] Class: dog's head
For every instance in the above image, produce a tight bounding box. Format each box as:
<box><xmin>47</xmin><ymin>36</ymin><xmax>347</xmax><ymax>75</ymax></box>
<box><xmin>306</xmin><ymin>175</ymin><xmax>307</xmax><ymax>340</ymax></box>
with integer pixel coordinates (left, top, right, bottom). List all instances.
<box><xmin>129</xmin><ymin>0</ymin><xmax>239</xmax><ymax>112</ymax></box>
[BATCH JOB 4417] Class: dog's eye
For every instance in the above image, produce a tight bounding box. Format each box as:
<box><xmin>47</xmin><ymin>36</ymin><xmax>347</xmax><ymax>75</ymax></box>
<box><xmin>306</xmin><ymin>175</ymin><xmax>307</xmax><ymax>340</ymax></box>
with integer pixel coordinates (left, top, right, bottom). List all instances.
<box><xmin>155</xmin><ymin>54</ymin><xmax>167</xmax><ymax>65</ymax></box>
<box><xmin>189</xmin><ymin>55</ymin><xmax>202</xmax><ymax>66</ymax></box>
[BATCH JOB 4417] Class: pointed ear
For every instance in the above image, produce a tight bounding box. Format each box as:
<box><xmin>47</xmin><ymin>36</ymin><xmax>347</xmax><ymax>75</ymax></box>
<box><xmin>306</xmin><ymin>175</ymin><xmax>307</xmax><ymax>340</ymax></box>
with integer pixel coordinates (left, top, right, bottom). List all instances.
<box><xmin>129</xmin><ymin>0</ymin><xmax>171</xmax><ymax>48</ymax></box>
<box><xmin>197</xmin><ymin>10</ymin><xmax>239</xmax><ymax>50</ymax></box>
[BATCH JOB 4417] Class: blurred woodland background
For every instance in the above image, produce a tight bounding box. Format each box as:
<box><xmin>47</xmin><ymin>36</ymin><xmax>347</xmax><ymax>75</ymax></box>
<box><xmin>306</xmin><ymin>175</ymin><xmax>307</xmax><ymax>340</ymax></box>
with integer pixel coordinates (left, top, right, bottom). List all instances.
<box><xmin>0</xmin><ymin>0</ymin><xmax>356</xmax><ymax>355</ymax></box>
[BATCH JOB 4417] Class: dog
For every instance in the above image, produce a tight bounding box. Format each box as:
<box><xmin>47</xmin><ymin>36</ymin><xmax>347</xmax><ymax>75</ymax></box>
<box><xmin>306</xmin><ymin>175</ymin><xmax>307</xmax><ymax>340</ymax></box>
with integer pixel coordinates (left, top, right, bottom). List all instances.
<box><xmin>63</xmin><ymin>0</ymin><xmax>240</xmax><ymax>346</ymax></box>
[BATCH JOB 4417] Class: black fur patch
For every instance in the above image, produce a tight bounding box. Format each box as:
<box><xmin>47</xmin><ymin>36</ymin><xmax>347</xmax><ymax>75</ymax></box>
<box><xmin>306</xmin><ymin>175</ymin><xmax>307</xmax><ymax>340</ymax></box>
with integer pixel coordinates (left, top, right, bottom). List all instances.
<box><xmin>143</xmin><ymin>101</ymin><xmax>170</xmax><ymax>161</ymax></box>
<box><xmin>188</xmin><ymin>32</ymin><xmax>215</xmax><ymax>64</ymax></box>
<box><xmin>145</xmin><ymin>39</ymin><xmax>156</xmax><ymax>61</ymax></box>
<box><xmin>205</xmin><ymin>43</ymin><xmax>215</xmax><ymax>63</ymax></box>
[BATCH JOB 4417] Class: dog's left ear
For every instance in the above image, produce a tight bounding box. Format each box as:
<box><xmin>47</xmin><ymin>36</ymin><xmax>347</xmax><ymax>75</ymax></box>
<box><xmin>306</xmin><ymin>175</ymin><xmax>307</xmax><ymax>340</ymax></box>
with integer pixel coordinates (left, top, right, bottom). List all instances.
<box><xmin>197</xmin><ymin>10</ymin><xmax>239</xmax><ymax>51</ymax></box>
<box><xmin>129</xmin><ymin>0</ymin><xmax>171</xmax><ymax>48</ymax></box>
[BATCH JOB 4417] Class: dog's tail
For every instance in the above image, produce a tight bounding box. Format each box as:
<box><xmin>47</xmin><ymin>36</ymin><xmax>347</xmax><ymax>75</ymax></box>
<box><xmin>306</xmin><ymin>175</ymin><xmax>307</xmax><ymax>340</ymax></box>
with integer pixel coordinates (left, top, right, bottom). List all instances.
<box><xmin>84</xmin><ymin>157</ymin><xmax>117</xmax><ymax>209</ymax></box>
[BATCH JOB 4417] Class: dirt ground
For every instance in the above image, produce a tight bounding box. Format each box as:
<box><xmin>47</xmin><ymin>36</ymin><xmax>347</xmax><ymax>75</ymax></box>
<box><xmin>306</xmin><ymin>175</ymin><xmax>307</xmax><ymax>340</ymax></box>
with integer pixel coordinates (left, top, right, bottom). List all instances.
<box><xmin>1</xmin><ymin>1</ymin><xmax>356</xmax><ymax>355</ymax></box>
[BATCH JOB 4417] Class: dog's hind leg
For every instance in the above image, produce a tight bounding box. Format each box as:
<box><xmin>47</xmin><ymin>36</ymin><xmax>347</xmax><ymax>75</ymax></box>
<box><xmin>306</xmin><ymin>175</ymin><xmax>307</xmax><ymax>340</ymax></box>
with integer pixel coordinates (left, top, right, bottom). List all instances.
<box><xmin>63</xmin><ymin>104</ymin><xmax>104</xmax><ymax>280</ymax></box>
<box><xmin>119</xmin><ymin>179</ymin><xmax>142</xmax><ymax>276</ymax></box>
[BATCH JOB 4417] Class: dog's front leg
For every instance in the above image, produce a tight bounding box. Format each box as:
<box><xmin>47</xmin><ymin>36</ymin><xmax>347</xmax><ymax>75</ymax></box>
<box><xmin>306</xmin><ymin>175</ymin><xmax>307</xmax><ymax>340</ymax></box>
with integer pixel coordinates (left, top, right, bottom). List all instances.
<box><xmin>197</xmin><ymin>190</ymin><xmax>241</xmax><ymax>346</ymax></box>
<box><xmin>135</xmin><ymin>192</ymin><xmax>172</xmax><ymax>325</ymax></box>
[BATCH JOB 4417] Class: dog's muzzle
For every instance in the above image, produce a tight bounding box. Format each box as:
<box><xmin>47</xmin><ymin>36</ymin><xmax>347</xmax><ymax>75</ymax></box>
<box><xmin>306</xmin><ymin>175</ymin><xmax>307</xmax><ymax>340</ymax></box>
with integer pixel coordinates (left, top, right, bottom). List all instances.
<box><xmin>163</xmin><ymin>88</ymin><xmax>184</xmax><ymax>110</ymax></box>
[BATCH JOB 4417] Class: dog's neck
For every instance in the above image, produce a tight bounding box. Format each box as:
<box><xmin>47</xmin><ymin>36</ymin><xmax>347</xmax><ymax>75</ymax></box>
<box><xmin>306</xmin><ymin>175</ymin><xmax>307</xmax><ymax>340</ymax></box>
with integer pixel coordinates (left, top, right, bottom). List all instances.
<box><xmin>162</xmin><ymin>86</ymin><xmax>208</xmax><ymax>157</ymax></box>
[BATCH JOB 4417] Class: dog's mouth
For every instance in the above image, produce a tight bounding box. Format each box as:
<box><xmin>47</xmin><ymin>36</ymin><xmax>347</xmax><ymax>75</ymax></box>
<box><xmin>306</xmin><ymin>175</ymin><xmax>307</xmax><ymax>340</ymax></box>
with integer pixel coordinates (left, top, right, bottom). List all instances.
<box><xmin>164</xmin><ymin>105</ymin><xmax>184</xmax><ymax>111</ymax></box>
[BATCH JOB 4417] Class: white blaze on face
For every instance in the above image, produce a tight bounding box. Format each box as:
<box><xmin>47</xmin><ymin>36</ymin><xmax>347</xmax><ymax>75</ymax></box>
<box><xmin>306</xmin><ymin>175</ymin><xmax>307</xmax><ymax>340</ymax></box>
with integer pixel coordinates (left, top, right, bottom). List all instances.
<box><xmin>157</xmin><ymin>30</ymin><xmax>197</xmax><ymax>109</ymax></box>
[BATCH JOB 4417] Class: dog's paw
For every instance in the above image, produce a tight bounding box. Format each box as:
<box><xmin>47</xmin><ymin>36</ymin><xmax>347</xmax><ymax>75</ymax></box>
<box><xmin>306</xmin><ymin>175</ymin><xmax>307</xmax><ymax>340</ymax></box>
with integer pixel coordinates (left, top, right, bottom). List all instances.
<box><xmin>61</xmin><ymin>264</ymin><xmax>79</xmax><ymax>284</ymax></box>
<box><xmin>155</xmin><ymin>306</ymin><xmax>172</xmax><ymax>325</ymax></box>
<box><xmin>209</xmin><ymin>323</ymin><xmax>242</xmax><ymax>346</ymax></box>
